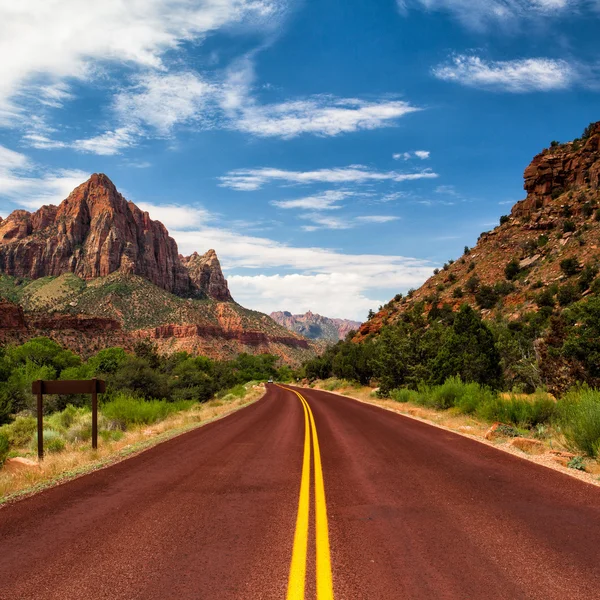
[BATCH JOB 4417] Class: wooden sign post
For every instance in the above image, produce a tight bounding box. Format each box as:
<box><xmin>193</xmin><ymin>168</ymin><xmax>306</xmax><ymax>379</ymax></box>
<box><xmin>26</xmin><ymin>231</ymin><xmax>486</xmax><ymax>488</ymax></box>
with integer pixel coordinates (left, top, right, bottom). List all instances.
<box><xmin>31</xmin><ymin>379</ymin><xmax>106</xmax><ymax>460</ymax></box>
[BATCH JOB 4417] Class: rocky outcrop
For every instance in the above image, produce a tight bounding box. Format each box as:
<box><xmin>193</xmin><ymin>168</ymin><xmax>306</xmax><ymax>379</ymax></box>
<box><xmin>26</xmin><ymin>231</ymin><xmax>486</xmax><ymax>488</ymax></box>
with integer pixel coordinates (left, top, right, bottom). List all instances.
<box><xmin>270</xmin><ymin>310</ymin><xmax>361</xmax><ymax>342</ymax></box>
<box><xmin>137</xmin><ymin>324</ymin><xmax>310</xmax><ymax>348</ymax></box>
<box><xmin>512</xmin><ymin>123</ymin><xmax>600</xmax><ymax>219</ymax></box>
<box><xmin>0</xmin><ymin>174</ymin><xmax>232</xmax><ymax>302</ymax></box>
<box><xmin>31</xmin><ymin>316</ymin><xmax>121</xmax><ymax>332</ymax></box>
<box><xmin>0</xmin><ymin>301</ymin><xmax>27</xmax><ymax>329</ymax></box>
<box><xmin>181</xmin><ymin>250</ymin><xmax>232</xmax><ymax>302</ymax></box>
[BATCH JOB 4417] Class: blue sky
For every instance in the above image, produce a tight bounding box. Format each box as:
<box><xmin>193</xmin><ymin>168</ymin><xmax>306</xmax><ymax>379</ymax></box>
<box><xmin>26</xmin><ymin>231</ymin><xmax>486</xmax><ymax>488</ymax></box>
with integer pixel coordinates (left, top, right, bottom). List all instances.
<box><xmin>0</xmin><ymin>0</ymin><xmax>599</xmax><ymax>320</ymax></box>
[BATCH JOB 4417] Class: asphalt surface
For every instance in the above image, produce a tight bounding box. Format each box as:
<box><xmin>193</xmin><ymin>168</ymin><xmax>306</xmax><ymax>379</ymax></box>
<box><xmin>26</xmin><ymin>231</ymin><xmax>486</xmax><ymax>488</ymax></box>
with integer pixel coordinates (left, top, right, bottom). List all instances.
<box><xmin>1</xmin><ymin>384</ymin><xmax>600</xmax><ymax>599</ymax></box>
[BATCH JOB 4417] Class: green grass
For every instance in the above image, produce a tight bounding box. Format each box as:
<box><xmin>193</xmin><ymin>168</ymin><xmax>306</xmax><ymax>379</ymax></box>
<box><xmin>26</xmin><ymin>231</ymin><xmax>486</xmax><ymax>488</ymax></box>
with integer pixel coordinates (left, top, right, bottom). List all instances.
<box><xmin>100</xmin><ymin>394</ymin><xmax>195</xmax><ymax>429</ymax></box>
<box><xmin>558</xmin><ymin>387</ymin><xmax>600</xmax><ymax>457</ymax></box>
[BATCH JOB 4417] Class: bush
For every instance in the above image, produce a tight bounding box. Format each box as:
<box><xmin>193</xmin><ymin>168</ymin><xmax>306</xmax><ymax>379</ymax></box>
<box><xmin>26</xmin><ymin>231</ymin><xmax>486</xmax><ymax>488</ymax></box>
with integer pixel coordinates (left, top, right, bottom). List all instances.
<box><xmin>500</xmin><ymin>215</ymin><xmax>510</xmax><ymax>225</ymax></box>
<box><xmin>504</xmin><ymin>258</ymin><xmax>521</xmax><ymax>281</ymax></box>
<box><xmin>557</xmin><ymin>284</ymin><xmax>580</xmax><ymax>307</ymax></box>
<box><xmin>476</xmin><ymin>393</ymin><xmax>555</xmax><ymax>428</ymax></box>
<box><xmin>32</xmin><ymin>429</ymin><xmax>66</xmax><ymax>454</ymax></box>
<box><xmin>1</xmin><ymin>416</ymin><xmax>36</xmax><ymax>447</ymax></box>
<box><xmin>453</xmin><ymin>287</ymin><xmax>464</xmax><ymax>299</ymax></box>
<box><xmin>558</xmin><ymin>388</ymin><xmax>600</xmax><ymax>457</ymax></box>
<box><xmin>0</xmin><ymin>431</ymin><xmax>9</xmax><ymax>465</ymax></box>
<box><xmin>100</xmin><ymin>394</ymin><xmax>194</xmax><ymax>429</ymax></box>
<box><xmin>560</xmin><ymin>257</ymin><xmax>580</xmax><ymax>277</ymax></box>
<box><xmin>563</xmin><ymin>220</ymin><xmax>576</xmax><ymax>233</ymax></box>
<box><xmin>475</xmin><ymin>285</ymin><xmax>499</xmax><ymax>309</ymax></box>
<box><xmin>389</xmin><ymin>388</ymin><xmax>419</xmax><ymax>403</ymax></box>
<box><xmin>537</xmin><ymin>234</ymin><xmax>549</xmax><ymax>247</ymax></box>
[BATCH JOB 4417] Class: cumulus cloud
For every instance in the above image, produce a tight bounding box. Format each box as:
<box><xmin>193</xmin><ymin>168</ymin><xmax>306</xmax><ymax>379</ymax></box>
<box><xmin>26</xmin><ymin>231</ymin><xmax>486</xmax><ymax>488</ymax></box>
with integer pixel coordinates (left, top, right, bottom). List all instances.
<box><xmin>433</xmin><ymin>55</ymin><xmax>578</xmax><ymax>92</ymax></box>
<box><xmin>220</xmin><ymin>166</ymin><xmax>439</xmax><ymax>191</ymax></box>
<box><xmin>0</xmin><ymin>0</ymin><xmax>281</xmax><ymax>122</ymax></box>
<box><xmin>0</xmin><ymin>145</ymin><xmax>89</xmax><ymax>209</ymax></box>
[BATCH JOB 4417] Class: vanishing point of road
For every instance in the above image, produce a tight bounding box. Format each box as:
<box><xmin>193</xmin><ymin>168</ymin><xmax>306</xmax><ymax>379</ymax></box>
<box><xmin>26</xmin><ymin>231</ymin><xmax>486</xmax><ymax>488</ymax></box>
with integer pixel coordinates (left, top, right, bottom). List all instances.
<box><xmin>1</xmin><ymin>384</ymin><xmax>600</xmax><ymax>599</ymax></box>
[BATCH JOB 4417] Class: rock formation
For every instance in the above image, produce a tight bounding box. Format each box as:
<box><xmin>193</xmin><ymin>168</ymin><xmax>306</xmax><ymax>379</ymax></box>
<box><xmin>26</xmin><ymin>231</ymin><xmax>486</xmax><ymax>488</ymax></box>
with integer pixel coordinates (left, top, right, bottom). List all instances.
<box><xmin>181</xmin><ymin>250</ymin><xmax>232</xmax><ymax>302</ymax></box>
<box><xmin>270</xmin><ymin>310</ymin><xmax>362</xmax><ymax>342</ymax></box>
<box><xmin>355</xmin><ymin>121</ymin><xmax>600</xmax><ymax>341</ymax></box>
<box><xmin>0</xmin><ymin>174</ymin><xmax>230</xmax><ymax>301</ymax></box>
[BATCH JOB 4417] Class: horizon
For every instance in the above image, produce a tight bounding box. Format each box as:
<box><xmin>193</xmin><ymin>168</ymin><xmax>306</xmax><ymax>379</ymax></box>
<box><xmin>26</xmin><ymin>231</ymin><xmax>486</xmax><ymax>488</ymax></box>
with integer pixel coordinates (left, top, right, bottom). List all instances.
<box><xmin>1</xmin><ymin>1</ymin><xmax>599</xmax><ymax>320</ymax></box>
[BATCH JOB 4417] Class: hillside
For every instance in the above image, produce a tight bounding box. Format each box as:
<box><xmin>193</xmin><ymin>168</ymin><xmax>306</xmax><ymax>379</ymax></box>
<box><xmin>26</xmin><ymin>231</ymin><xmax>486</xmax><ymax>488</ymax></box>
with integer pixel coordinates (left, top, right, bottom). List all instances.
<box><xmin>357</xmin><ymin>122</ymin><xmax>600</xmax><ymax>341</ymax></box>
<box><xmin>270</xmin><ymin>311</ymin><xmax>362</xmax><ymax>342</ymax></box>
<box><xmin>0</xmin><ymin>175</ymin><xmax>315</xmax><ymax>364</ymax></box>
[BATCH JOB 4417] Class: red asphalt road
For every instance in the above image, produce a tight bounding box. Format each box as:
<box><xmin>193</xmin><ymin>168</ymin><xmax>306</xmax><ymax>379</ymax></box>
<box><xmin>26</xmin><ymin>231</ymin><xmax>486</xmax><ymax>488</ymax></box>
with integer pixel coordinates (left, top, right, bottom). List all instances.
<box><xmin>1</xmin><ymin>384</ymin><xmax>600</xmax><ymax>599</ymax></box>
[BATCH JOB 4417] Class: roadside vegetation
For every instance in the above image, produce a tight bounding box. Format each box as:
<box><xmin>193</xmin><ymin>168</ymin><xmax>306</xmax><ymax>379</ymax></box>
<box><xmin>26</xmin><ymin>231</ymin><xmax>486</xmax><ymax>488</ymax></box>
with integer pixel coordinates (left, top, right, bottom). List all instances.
<box><xmin>0</xmin><ymin>337</ymin><xmax>292</xmax><ymax>497</ymax></box>
<box><xmin>301</xmin><ymin>303</ymin><xmax>600</xmax><ymax>467</ymax></box>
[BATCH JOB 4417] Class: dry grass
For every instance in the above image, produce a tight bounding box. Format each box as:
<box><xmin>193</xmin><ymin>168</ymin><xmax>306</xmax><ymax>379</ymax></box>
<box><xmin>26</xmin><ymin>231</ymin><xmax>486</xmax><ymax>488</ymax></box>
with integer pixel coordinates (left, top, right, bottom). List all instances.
<box><xmin>0</xmin><ymin>385</ymin><xmax>265</xmax><ymax>505</ymax></box>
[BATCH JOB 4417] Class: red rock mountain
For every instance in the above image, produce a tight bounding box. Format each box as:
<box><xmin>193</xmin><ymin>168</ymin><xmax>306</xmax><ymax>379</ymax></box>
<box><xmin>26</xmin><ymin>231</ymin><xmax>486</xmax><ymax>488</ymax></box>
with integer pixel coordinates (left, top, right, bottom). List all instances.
<box><xmin>270</xmin><ymin>310</ymin><xmax>362</xmax><ymax>342</ymax></box>
<box><xmin>356</xmin><ymin>121</ymin><xmax>600</xmax><ymax>341</ymax></box>
<box><xmin>0</xmin><ymin>174</ymin><xmax>315</xmax><ymax>364</ymax></box>
<box><xmin>0</xmin><ymin>173</ymin><xmax>227</xmax><ymax>301</ymax></box>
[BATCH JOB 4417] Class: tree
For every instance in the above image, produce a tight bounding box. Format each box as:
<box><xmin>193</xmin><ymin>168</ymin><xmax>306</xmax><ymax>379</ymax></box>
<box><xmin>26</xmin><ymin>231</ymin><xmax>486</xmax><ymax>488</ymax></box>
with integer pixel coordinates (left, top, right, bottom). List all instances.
<box><xmin>562</xmin><ymin>297</ymin><xmax>600</xmax><ymax>381</ymax></box>
<box><xmin>430</xmin><ymin>305</ymin><xmax>502</xmax><ymax>388</ymax></box>
<box><xmin>560</xmin><ymin>257</ymin><xmax>580</xmax><ymax>277</ymax></box>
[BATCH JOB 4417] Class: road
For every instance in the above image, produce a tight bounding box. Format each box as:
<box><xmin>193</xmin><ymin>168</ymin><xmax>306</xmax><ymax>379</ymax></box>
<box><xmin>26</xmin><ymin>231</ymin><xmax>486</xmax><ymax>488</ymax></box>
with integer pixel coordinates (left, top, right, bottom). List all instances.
<box><xmin>1</xmin><ymin>384</ymin><xmax>600</xmax><ymax>599</ymax></box>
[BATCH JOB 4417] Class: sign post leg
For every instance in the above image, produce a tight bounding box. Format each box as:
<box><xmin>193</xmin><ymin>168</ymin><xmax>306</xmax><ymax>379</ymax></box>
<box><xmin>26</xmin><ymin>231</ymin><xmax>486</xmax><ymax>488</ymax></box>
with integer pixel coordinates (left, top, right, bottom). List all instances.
<box><xmin>92</xmin><ymin>378</ymin><xmax>98</xmax><ymax>450</ymax></box>
<box><xmin>36</xmin><ymin>380</ymin><xmax>43</xmax><ymax>461</ymax></box>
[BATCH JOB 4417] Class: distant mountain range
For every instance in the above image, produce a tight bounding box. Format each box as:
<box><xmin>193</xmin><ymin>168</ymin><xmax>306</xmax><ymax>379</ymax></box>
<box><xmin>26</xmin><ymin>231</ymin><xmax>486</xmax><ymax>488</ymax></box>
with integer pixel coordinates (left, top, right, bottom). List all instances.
<box><xmin>270</xmin><ymin>311</ymin><xmax>362</xmax><ymax>342</ymax></box>
<box><xmin>0</xmin><ymin>174</ymin><xmax>315</xmax><ymax>364</ymax></box>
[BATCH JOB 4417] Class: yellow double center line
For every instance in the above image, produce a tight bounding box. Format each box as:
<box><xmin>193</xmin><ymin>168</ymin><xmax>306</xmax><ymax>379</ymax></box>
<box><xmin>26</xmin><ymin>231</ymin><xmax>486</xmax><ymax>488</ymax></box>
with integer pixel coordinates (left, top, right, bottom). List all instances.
<box><xmin>278</xmin><ymin>386</ymin><xmax>334</xmax><ymax>600</ymax></box>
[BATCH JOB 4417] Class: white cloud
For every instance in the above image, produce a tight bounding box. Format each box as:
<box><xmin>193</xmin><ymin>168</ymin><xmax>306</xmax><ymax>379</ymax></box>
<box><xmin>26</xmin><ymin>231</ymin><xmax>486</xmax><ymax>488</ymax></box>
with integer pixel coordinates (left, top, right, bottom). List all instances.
<box><xmin>394</xmin><ymin>150</ymin><xmax>430</xmax><ymax>160</ymax></box>
<box><xmin>399</xmin><ymin>0</ymin><xmax>578</xmax><ymax>29</ymax></box>
<box><xmin>272</xmin><ymin>190</ymin><xmax>353</xmax><ymax>211</ymax></box>
<box><xmin>355</xmin><ymin>215</ymin><xmax>401</xmax><ymax>223</ymax></box>
<box><xmin>0</xmin><ymin>145</ymin><xmax>89</xmax><ymax>209</ymax></box>
<box><xmin>220</xmin><ymin>165</ymin><xmax>439</xmax><ymax>191</ymax></box>
<box><xmin>433</xmin><ymin>55</ymin><xmax>578</xmax><ymax>92</ymax></box>
<box><xmin>0</xmin><ymin>0</ymin><xmax>281</xmax><ymax>121</ymax></box>
<box><xmin>300</xmin><ymin>213</ymin><xmax>355</xmax><ymax>230</ymax></box>
<box><xmin>114</xmin><ymin>72</ymin><xmax>216</xmax><ymax>135</ymax></box>
<box><xmin>72</xmin><ymin>127</ymin><xmax>139</xmax><ymax>155</ymax></box>
<box><xmin>136</xmin><ymin>202</ymin><xmax>212</xmax><ymax>229</ymax></box>
<box><xmin>233</xmin><ymin>97</ymin><xmax>420</xmax><ymax>138</ymax></box>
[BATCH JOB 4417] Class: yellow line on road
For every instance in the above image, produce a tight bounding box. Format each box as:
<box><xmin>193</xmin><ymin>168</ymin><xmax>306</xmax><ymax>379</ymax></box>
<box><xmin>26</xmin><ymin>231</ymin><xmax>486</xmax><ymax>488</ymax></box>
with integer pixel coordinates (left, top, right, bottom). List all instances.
<box><xmin>279</xmin><ymin>385</ymin><xmax>334</xmax><ymax>600</ymax></box>
<box><xmin>286</xmin><ymin>390</ymin><xmax>311</xmax><ymax>600</ymax></box>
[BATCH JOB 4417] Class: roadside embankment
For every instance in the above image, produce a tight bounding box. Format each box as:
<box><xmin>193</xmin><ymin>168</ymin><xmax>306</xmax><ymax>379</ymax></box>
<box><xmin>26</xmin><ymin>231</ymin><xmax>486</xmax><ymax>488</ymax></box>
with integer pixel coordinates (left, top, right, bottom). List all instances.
<box><xmin>0</xmin><ymin>382</ymin><xmax>266</xmax><ymax>505</ymax></box>
<box><xmin>305</xmin><ymin>378</ymin><xmax>600</xmax><ymax>487</ymax></box>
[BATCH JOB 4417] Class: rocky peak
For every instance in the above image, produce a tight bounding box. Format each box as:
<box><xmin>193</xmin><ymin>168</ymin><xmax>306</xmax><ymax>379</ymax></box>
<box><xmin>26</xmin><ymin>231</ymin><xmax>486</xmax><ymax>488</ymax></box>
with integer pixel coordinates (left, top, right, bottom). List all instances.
<box><xmin>0</xmin><ymin>174</ymin><xmax>233</xmax><ymax>302</ymax></box>
<box><xmin>181</xmin><ymin>249</ymin><xmax>233</xmax><ymax>302</ymax></box>
<box><xmin>270</xmin><ymin>310</ymin><xmax>362</xmax><ymax>342</ymax></box>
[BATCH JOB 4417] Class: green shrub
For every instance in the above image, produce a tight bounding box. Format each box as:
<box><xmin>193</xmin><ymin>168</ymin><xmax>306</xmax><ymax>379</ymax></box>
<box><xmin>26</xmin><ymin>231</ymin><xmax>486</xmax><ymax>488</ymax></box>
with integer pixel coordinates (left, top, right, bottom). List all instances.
<box><xmin>389</xmin><ymin>388</ymin><xmax>419</xmax><ymax>403</ymax></box>
<box><xmin>560</xmin><ymin>257</ymin><xmax>580</xmax><ymax>277</ymax></box>
<box><xmin>1</xmin><ymin>416</ymin><xmax>36</xmax><ymax>447</ymax></box>
<box><xmin>563</xmin><ymin>220</ymin><xmax>576</xmax><ymax>233</ymax></box>
<box><xmin>32</xmin><ymin>429</ymin><xmax>66</xmax><ymax>454</ymax></box>
<box><xmin>558</xmin><ymin>388</ymin><xmax>600</xmax><ymax>457</ymax></box>
<box><xmin>0</xmin><ymin>431</ymin><xmax>9</xmax><ymax>465</ymax></box>
<box><xmin>557</xmin><ymin>284</ymin><xmax>580</xmax><ymax>306</ymax></box>
<box><xmin>567</xmin><ymin>456</ymin><xmax>586</xmax><ymax>471</ymax></box>
<box><xmin>500</xmin><ymin>215</ymin><xmax>510</xmax><ymax>225</ymax></box>
<box><xmin>100</xmin><ymin>394</ymin><xmax>194</xmax><ymax>429</ymax></box>
<box><xmin>476</xmin><ymin>393</ymin><xmax>555</xmax><ymax>428</ymax></box>
<box><xmin>504</xmin><ymin>258</ymin><xmax>521</xmax><ymax>281</ymax></box>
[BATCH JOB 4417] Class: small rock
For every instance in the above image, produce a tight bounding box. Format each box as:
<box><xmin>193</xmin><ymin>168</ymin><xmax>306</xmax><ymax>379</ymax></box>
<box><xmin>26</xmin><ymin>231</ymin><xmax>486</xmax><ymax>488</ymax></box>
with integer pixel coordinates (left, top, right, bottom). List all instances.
<box><xmin>510</xmin><ymin>437</ymin><xmax>545</xmax><ymax>454</ymax></box>
<box><xmin>484</xmin><ymin>422</ymin><xmax>502</xmax><ymax>440</ymax></box>
<box><xmin>519</xmin><ymin>254</ymin><xmax>541</xmax><ymax>269</ymax></box>
<box><xmin>3</xmin><ymin>457</ymin><xmax>40</xmax><ymax>473</ymax></box>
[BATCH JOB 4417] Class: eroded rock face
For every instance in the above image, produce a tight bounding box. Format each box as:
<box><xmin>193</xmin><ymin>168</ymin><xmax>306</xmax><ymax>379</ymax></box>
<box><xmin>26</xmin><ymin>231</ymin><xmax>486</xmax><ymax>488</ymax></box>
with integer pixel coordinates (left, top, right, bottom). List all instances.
<box><xmin>181</xmin><ymin>250</ymin><xmax>233</xmax><ymax>302</ymax></box>
<box><xmin>0</xmin><ymin>301</ymin><xmax>27</xmax><ymax>329</ymax></box>
<box><xmin>270</xmin><ymin>310</ymin><xmax>362</xmax><ymax>342</ymax></box>
<box><xmin>0</xmin><ymin>174</ymin><xmax>232</xmax><ymax>302</ymax></box>
<box><xmin>512</xmin><ymin>123</ymin><xmax>600</xmax><ymax>219</ymax></box>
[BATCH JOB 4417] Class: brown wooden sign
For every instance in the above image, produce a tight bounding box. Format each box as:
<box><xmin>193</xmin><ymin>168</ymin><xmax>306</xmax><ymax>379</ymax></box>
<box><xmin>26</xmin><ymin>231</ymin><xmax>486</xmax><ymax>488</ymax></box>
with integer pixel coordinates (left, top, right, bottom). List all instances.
<box><xmin>32</xmin><ymin>378</ymin><xmax>105</xmax><ymax>460</ymax></box>
<box><xmin>32</xmin><ymin>379</ymin><xmax>106</xmax><ymax>395</ymax></box>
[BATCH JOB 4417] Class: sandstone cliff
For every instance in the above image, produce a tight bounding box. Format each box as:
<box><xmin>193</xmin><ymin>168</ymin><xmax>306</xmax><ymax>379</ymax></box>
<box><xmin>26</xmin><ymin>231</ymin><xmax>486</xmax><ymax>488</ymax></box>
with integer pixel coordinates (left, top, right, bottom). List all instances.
<box><xmin>0</xmin><ymin>174</ymin><xmax>230</xmax><ymax>301</ymax></box>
